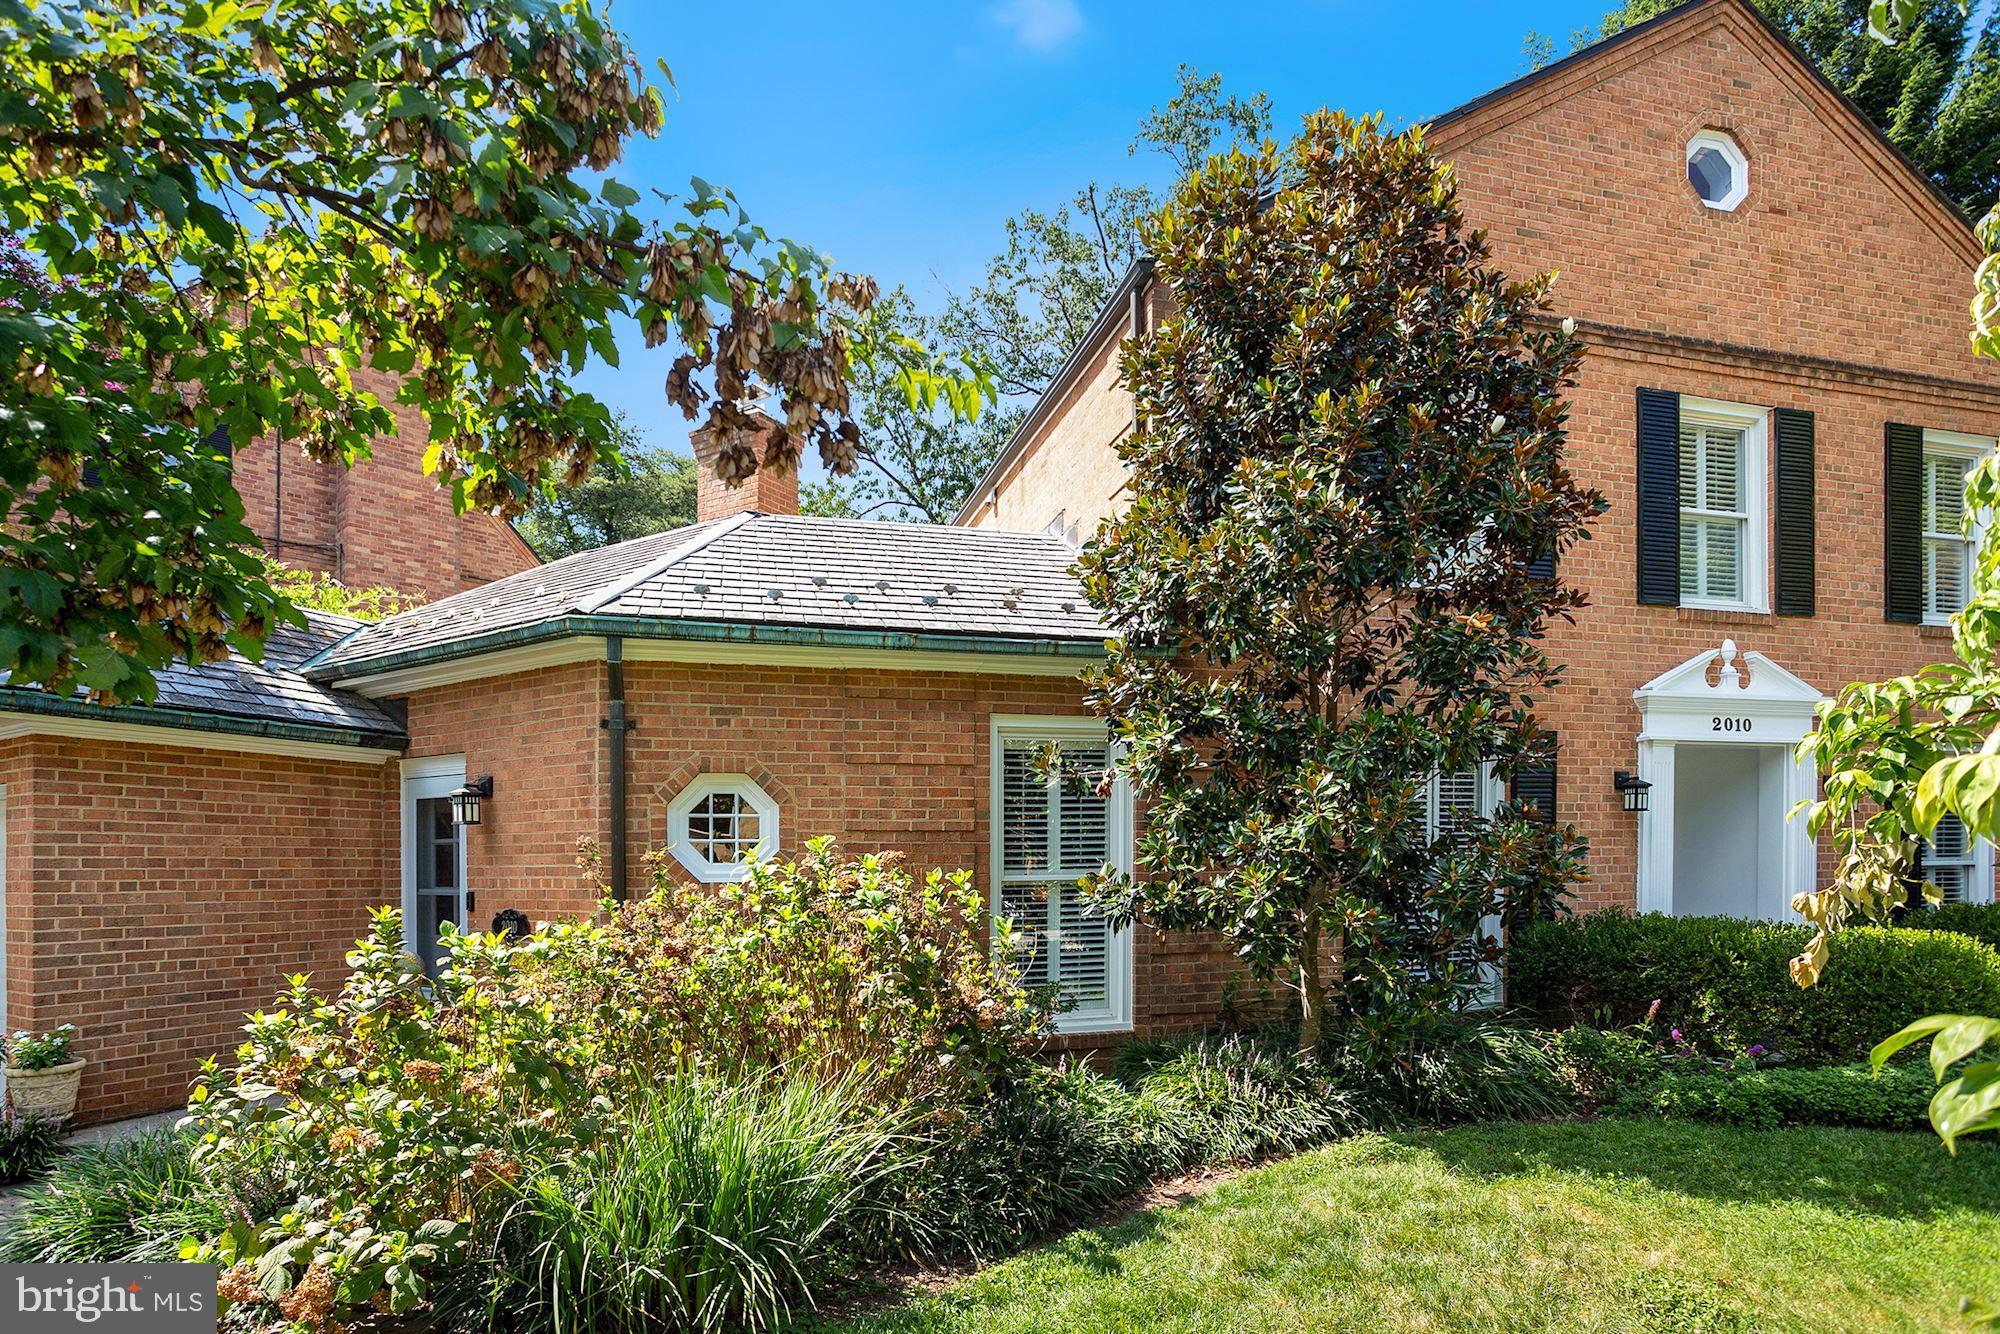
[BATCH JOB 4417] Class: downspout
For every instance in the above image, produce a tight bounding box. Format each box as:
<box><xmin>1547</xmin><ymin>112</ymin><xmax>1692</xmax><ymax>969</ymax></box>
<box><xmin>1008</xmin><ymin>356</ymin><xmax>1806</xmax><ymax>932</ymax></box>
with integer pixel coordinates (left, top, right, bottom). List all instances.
<box><xmin>601</xmin><ymin>636</ymin><xmax>635</xmax><ymax>902</ymax></box>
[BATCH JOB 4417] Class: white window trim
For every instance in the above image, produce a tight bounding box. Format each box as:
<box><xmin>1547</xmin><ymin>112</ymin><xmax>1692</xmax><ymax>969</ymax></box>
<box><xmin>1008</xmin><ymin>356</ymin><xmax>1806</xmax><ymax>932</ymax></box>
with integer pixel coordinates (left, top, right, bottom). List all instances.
<box><xmin>1678</xmin><ymin>396</ymin><xmax>1768</xmax><ymax>614</ymax></box>
<box><xmin>666</xmin><ymin>774</ymin><xmax>780</xmax><ymax>884</ymax></box>
<box><xmin>989</xmin><ymin>715</ymin><xmax>1135</xmax><ymax>1035</ymax></box>
<box><xmin>401</xmin><ymin>755</ymin><xmax>468</xmax><ymax>970</ymax></box>
<box><xmin>1687</xmin><ymin>131</ymin><xmax>1749</xmax><ymax>212</ymax></box>
<box><xmin>1919</xmin><ymin>428</ymin><xmax>1995</xmax><ymax>627</ymax></box>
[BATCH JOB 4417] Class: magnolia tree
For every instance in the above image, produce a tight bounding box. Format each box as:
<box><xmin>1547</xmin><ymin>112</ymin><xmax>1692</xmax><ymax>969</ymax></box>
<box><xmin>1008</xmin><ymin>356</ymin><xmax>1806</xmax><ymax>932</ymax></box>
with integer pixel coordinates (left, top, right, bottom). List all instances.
<box><xmin>0</xmin><ymin>0</ymin><xmax>983</xmax><ymax>703</ymax></box>
<box><xmin>1078</xmin><ymin>112</ymin><xmax>1601</xmax><ymax>1052</ymax></box>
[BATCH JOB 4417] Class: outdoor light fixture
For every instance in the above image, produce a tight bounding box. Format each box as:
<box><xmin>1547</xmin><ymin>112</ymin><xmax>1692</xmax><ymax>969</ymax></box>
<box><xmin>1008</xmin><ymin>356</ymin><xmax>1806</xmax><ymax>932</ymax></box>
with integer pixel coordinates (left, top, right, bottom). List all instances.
<box><xmin>1614</xmin><ymin>771</ymin><xmax>1652</xmax><ymax>814</ymax></box>
<box><xmin>449</xmin><ymin>775</ymin><xmax>494</xmax><ymax>827</ymax></box>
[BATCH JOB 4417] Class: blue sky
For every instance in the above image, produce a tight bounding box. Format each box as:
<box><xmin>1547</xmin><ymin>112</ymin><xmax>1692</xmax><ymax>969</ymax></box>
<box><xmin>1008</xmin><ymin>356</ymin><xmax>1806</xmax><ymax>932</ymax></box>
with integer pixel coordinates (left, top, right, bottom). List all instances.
<box><xmin>575</xmin><ymin>0</ymin><xmax>1615</xmax><ymax>453</ymax></box>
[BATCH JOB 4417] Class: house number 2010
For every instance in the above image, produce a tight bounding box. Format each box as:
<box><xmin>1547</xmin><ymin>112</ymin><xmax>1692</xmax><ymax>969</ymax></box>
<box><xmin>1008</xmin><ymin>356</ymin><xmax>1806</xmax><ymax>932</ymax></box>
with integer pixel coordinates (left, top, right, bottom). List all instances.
<box><xmin>1711</xmin><ymin>716</ymin><xmax>1753</xmax><ymax>733</ymax></box>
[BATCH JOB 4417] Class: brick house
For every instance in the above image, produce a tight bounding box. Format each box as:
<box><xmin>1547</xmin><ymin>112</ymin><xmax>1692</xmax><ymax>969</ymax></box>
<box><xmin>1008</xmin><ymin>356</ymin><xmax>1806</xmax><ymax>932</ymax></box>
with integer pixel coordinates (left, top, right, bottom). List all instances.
<box><xmin>963</xmin><ymin>0</ymin><xmax>2000</xmax><ymax>915</ymax></box>
<box><xmin>231</xmin><ymin>365</ymin><xmax>542</xmax><ymax>601</ymax></box>
<box><xmin>4</xmin><ymin>0</ymin><xmax>1996</xmax><ymax>1123</ymax></box>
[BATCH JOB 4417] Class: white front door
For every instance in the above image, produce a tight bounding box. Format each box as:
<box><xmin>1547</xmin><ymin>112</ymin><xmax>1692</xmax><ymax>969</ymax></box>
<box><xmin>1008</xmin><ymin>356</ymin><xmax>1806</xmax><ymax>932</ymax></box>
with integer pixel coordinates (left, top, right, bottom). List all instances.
<box><xmin>401</xmin><ymin>758</ymin><xmax>468</xmax><ymax>975</ymax></box>
<box><xmin>1633</xmin><ymin>641</ymin><xmax>1825</xmax><ymax>920</ymax></box>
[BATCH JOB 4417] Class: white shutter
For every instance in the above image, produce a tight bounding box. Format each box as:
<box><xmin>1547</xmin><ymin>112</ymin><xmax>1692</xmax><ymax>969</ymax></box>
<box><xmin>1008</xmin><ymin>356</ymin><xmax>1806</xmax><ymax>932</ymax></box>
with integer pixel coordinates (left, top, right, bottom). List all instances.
<box><xmin>1928</xmin><ymin>813</ymin><xmax>1974</xmax><ymax>904</ymax></box>
<box><xmin>1923</xmin><ymin>452</ymin><xmax>1972</xmax><ymax>619</ymax></box>
<box><xmin>1431</xmin><ymin>767</ymin><xmax>1483</xmax><ymax>839</ymax></box>
<box><xmin>1679</xmin><ymin>421</ymin><xmax>1748</xmax><ymax>603</ymax></box>
<box><xmin>995</xmin><ymin>734</ymin><xmax>1121</xmax><ymax>1026</ymax></box>
<box><xmin>1421</xmin><ymin>766</ymin><xmax>1501</xmax><ymax>1006</ymax></box>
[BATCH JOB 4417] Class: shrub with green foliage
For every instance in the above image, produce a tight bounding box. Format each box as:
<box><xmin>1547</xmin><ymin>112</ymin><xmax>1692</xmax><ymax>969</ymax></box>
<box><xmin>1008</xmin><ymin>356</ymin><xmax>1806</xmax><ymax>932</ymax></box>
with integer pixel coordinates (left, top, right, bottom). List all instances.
<box><xmin>1910</xmin><ymin>901</ymin><xmax>2000</xmax><ymax>951</ymax></box>
<box><xmin>1611</xmin><ymin>1063</ymin><xmax>1938</xmax><ymax>1131</ymax></box>
<box><xmin>1508</xmin><ymin>912</ymin><xmax>2000</xmax><ymax>1063</ymax></box>
<box><xmin>1325</xmin><ymin>1022</ymin><xmax>1578</xmax><ymax>1126</ymax></box>
<box><xmin>553</xmin><ymin>838</ymin><xmax>1044</xmax><ymax>1107</ymax></box>
<box><xmin>0</xmin><ymin>1112</ymin><xmax>62</xmax><ymax>1186</ymax></box>
<box><xmin>1117</xmin><ymin>1035</ymin><xmax>1361</xmax><ymax>1164</ymax></box>
<box><xmin>892</xmin><ymin>1063</ymin><xmax>1166</xmax><ymax>1263</ymax></box>
<box><xmin>168</xmin><ymin>841</ymin><xmax>1039</xmax><ymax>1332</ymax></box>
<box><xmin>1538</xmin><ymin>1024</ymin><xmax>1669</xmax><ymax>1109</ymax></box>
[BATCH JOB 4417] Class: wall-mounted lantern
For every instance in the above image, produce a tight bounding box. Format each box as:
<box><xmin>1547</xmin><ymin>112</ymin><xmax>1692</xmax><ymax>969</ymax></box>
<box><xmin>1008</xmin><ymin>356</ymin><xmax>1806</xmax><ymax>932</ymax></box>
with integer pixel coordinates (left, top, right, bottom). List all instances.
<box><xmin>449</xmin><ymin>775</ymin><xmax>494</xmax><ymax>826</ymax></box>
<box><xmin>1614</xmin><ymin>770</ymin><xmax>1652</xmax><ymax>814</ymax></box>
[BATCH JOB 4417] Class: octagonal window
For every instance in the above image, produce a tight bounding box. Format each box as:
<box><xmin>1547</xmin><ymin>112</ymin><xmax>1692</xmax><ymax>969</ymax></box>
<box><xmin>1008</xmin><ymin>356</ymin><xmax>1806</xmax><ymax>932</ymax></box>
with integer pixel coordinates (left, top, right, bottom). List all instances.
<box><xmin>667</xmin><ymin>774</ymin><xmax>779</xmax><ymax>882</ymax></box>
<box><xmin>1686</xmin><ymin>132</ymin><xmax>1748</xmax><ymax>211</ymax></box>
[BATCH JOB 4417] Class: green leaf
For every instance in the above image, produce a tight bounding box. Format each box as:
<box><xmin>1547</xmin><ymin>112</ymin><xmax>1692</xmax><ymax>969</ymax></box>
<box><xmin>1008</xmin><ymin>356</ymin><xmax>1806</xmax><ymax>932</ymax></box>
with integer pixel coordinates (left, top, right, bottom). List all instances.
<box><xmin>1933</xmin><ymin>1059</ymin><xmax>2000</xmax><ymax>1150</ymax></box>
<box><xmin>600</xmin><ymin>180</ymin><xmax>640</xmax><ymax>208</ymax></box>
<box><xmin>1930</xmin><ymin>1015</ymin><xmax>2000</xmax><ymax>1080</ymax></box>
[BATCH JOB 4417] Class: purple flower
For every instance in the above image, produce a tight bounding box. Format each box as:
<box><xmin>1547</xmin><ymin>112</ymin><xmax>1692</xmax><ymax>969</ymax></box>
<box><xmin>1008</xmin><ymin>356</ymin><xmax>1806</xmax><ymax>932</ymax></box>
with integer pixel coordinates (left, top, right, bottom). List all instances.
<box><xmin>1670</xmin><ymin>1027</ymin><xmax>1683</xmax><ymax>1043</ymax></box>
<box><xmin>1747</xmin><ymin>1044</ymin><xmax>1767</xmax><ymax>1057</ymax></box>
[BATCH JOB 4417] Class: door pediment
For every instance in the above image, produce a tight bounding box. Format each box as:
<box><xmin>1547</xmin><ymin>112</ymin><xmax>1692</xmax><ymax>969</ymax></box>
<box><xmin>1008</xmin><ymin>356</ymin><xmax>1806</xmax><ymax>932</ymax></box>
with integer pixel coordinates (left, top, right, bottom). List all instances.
<box><xmin>1633</xmin><ymin>639</ymin><xmax>1824</xmax><ymax>744</ymax></box>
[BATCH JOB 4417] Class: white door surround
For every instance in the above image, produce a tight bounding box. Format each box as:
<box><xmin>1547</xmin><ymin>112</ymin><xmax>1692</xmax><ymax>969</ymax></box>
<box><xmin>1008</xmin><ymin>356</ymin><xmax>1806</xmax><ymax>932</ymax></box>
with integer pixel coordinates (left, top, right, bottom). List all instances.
<box><xmin>1632</xmin><ymin>640</ymin><xmax>1825</xmax><ymax>920</ymax></box>
<box><xmin>401</xmin><ymin>756</ymin><xmax>468</xmax><ymax>974</ymax></box>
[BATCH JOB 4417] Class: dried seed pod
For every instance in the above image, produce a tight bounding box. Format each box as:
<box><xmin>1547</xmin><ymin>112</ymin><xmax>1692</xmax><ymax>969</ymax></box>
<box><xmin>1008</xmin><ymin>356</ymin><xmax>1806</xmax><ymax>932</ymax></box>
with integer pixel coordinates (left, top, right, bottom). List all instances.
<box><xmin>251</xmin><ymin>34</ymin><xmax>281</xmax><ymax>76</ymax></box>
<box><xmin>70</xmin><ymin>72</ymin><xmax>108</xmax><ymax>130</ymax></box>
<box><xmin>433</xmin><ymin>3</ymin><xmax>467</xmax><ymax>43</ymax></box>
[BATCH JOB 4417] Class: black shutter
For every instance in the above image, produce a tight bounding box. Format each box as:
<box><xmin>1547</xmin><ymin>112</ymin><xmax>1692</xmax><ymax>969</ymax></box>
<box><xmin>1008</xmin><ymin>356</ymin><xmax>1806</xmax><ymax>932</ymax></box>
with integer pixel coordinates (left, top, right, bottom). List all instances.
<box><xmin>1772</xmin><ymin>408</ymin><xmax>1815</xmax><ymax>616</ymax></box>
<box><xmin>1525</xmin><ymin>546</ymin><xmax>1556</xmax><ymax>582</ymax></box>
<box><xmin>202</xmin><ymin>424</ymin><xmax>233</xmax><ymax>464</ymax></box>
<box><xmin>1509</xmin><ymin>762</ymin><xmax>1557</xmax><ymax>824</ymax></box>
<box><xmin>1637</xmin><ymin>388</ymin><xmax>1681</xmax><ymax>606</ymax></box>
<box><xmin>1884</xmin><ymin>422</ymin><xmax>1925</xmax><ymax>624</ymax></box>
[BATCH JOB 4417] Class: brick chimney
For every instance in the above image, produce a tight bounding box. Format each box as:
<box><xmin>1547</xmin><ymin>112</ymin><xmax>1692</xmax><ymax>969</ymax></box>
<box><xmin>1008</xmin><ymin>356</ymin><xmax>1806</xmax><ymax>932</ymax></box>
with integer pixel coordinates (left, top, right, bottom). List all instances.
<box><xmin>689</xmin><ymin>407</ymin><xmax>798</xmax><ymax>522</ymax></box>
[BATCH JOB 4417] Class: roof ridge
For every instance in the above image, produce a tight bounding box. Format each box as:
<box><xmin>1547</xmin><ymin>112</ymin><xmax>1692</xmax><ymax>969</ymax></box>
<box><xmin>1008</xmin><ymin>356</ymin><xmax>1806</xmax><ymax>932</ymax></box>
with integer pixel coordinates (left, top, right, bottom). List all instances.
<box><xmin>573</xmin><ymin>510</ymin><xmax>756</xmax><ymax>614</ymax></box>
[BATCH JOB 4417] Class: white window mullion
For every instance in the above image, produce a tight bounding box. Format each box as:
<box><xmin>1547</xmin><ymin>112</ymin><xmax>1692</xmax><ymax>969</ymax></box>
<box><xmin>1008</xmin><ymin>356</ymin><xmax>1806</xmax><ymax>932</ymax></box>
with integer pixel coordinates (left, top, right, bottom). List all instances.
<box><xmin>991</xmin><ymin>719</ymin><xmax>1132</xmax><ymax>1034</ymax></box>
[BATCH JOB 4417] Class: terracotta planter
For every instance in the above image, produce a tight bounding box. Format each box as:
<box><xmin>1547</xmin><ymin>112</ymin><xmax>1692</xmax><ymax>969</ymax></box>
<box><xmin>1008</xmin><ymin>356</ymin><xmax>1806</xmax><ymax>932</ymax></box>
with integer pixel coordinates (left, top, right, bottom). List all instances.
<box><xmin>7</xmin><ymin>1058</ymin><xmax>85</xmax><ymax>1123</ymax></box>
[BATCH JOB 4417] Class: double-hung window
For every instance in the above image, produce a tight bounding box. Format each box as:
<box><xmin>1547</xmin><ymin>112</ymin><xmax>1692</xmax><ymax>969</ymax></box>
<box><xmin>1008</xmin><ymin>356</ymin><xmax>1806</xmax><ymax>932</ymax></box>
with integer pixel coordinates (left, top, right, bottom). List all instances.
<box><xmin>1921</xmin><ymin>431</ymin><xmax>1990</xmax><ymax>624</ymax></box>
<box><xmin>1418</xmin><ymin>765</ymin><xmax>1502</xmax><ymax>1006</ymax></box>
<box><xmin>991</xmin><ymin>718</ymin><xmax>1133</xmax><ymax>1033</ymax></box>
<box><xmin>1678</xmin><ymin>399</ymin><xmax>1767</xmax><ymax>611</ymax></box>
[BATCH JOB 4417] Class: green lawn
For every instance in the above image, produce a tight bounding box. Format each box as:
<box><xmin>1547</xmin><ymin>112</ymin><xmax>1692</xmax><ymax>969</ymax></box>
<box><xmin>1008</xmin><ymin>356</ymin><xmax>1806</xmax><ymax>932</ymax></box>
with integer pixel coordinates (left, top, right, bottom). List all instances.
<box><xmin>832</xmin><ymin>1121</ymin><xmax>2000</xmax><ymax>1333</ymax></box>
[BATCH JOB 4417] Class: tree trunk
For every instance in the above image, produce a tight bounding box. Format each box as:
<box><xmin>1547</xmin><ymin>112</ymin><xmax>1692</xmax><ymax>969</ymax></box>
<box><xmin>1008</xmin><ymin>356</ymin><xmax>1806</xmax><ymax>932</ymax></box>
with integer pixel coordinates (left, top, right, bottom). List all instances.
<box><xmin>1297</xmin><ymin>908</ymin><xmax>1324</xmax><ymax>1054</ymax></box>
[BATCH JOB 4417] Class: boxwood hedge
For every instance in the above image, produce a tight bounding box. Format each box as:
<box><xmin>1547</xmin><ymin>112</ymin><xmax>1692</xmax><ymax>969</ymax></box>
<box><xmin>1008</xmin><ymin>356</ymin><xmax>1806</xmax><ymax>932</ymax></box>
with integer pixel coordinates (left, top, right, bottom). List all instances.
<box><xmin>1909</xmin><ymin>901</ymin><xmax>2000</xmax><ymax>951</ymax></box>
<box><xmin>1507</xmin><ymin>911</ymin><xmax>2000</xmax><ymax>1064</ymax></box>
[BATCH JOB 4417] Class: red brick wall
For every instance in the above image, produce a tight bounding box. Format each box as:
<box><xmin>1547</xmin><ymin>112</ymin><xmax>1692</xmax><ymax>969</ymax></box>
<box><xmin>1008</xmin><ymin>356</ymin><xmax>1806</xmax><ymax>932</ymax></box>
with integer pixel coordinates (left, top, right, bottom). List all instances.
<box><xmin>0</xmin><ymin>737</ymin><xmax>395</xmax><ymax>1122</ymax></box>
<box><xmin>1425</xmin><ymin>1</ymin><xmax>2000</xmax><ymax>905</ymax></box>
<box><xmin>231</xmin><ymin>365</ymin><xmax>540</xmax><ymax>602</ymax></box>
<box><xmin>400</xmin><ymin>660</ymin><xmax>608</xmax><ymax>923</ymax></box>
<box><xmin>396</xmin><ymin>657</ymin><xmax>1257</xmax><ymax>1045</ymax></box>
<box><xmin>1429</xmin><ymin>0</ymin><xmax>1983</xmax><ymax>378</ymax></box>
<box><xmin>621</xmin><ymin>660</ymin><xmax>1242</xmax><ymax>1042</ymax></box>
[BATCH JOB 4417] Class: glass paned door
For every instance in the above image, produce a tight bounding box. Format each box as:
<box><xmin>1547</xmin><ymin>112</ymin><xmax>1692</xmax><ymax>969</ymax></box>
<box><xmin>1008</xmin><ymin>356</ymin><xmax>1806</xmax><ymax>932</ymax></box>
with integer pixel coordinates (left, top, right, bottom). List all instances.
<box><xmin>403</xmin><ymin>764</ymin><xmax>468</xmax><ymax>977</ymax></box>
<box><xmin>412</xmin><ymin>795</ymin><xmax>464</xmax><ymax>974</ymax></box>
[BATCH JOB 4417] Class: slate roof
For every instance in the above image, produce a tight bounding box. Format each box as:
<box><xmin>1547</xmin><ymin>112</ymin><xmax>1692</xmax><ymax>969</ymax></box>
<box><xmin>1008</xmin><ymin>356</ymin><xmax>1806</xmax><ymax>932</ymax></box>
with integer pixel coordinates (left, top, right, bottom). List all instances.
<box><xmin>0</xmin><ymin>609</ymin><xmax>405</xmax><ymax>742</ymax></box>
<box><xmin>308</xmin><ymin>513</ymin><xmax>1109</xmax><ymax>680</ymax></box>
